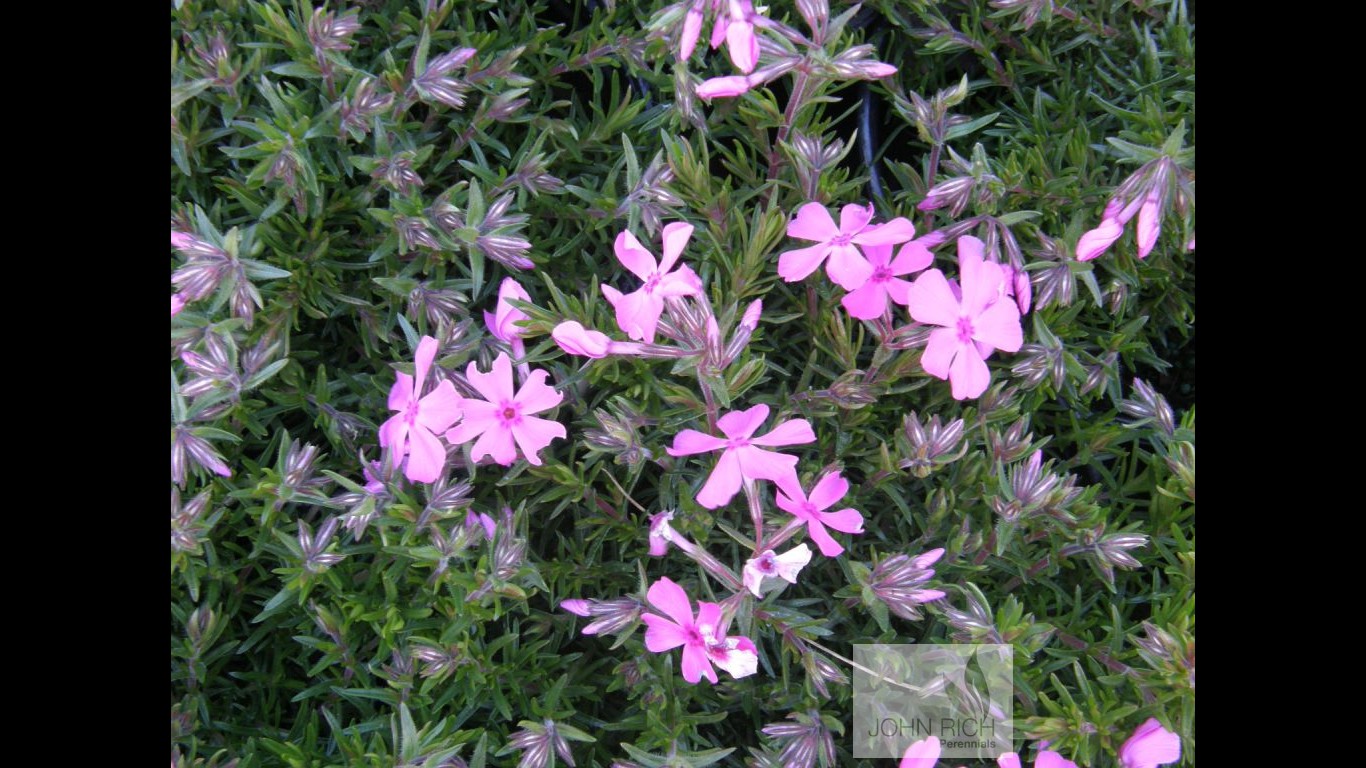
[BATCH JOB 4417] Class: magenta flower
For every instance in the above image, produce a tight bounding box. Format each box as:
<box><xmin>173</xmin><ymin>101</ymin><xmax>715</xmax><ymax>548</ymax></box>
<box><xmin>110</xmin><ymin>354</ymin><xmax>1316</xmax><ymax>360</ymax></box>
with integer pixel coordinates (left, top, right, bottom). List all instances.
<box><xmin>484</xmin><ymin>277</ymin><xmax>531</xmax><ymax>344</ymax></box>
<box><xmin>641</xmin><ymin>576</ymin><xmax>758</xmax><ymax>683</ymax></box>
<box><xmin>379</xmin><ymin>336</ymin><xmax>462</xmax><ymax>483</ymax></box>
<box><xmin>778</xmin><ymin>202</ymin><xmax>916</xmax><ymax>290</ymax></box>
<box><xmin>601</xmin><ymin>222</ymin><xmax>703</xmax><ymax>343</ymax></box>
<box><xmin>775</xmin><ymin>472</ymin><xmax>864</xmax><ymax>557</ymax></box>
<box><xmin>171</xmin><ymin>293</ymin><xmax>186</xmax><ymax>316</ymax></box>
<box><xmin>840</xmin><ymin>232</ymin><xmax>941</xmax><ymax>320</ymax></box>
<box><xmin>998</xmin><ymin>751</ymin><xmax>1078</xmax><ymax>768</ymax></box>
<box><xmin>742</xmin><ymin>543</ymin><xmax>812</xmax><ymax>597</ymax></box>
<box><xmin>906</xmin><ymin>235</ymin><xmax>1024</xmax><ymax>400</ymax></box>
<box><xmin>667</xmin><ymin>403</ymin><xmax>816</xmax><ymax>509</ymax></box>
<box><xmin>444</xmin><ymin>352</ymin><xmax>565</xmax><ymax>466</ymax></box>
<box><xmin>900</xmin><ymin>736</ymin><xmax>941</xmax><ymax>768</ymax></box>
<box><xmin>1118</xmin><ymin>718</ymin><xmax>1181</xmax><ymax>768</ymax></box>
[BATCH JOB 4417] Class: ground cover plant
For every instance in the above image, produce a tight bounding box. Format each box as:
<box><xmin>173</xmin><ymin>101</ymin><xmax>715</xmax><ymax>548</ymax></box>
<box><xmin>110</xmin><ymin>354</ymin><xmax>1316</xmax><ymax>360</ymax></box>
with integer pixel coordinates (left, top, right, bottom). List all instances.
<box><xmin>170</xmin><ymin>1</ymin><xmax>1195</xmax><ymax>766</ymax></box>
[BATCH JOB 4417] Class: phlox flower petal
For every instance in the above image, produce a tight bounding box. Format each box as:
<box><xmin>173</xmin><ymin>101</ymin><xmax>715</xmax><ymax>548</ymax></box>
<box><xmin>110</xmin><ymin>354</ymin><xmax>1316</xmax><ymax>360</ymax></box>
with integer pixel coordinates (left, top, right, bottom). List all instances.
<box><xmin>1118</xmin><ymin>718</ymin><xmax>1181</xmax><ymax>768</ymax></box>
<box><xmin>900</xmin><ymin>735</ymin><xmax>941</xmax><ymax>768</ymax></box>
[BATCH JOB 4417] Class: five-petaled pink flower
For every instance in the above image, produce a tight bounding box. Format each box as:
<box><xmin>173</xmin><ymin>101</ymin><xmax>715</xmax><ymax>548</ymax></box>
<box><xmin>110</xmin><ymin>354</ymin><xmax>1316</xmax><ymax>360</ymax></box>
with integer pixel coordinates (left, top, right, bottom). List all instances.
<box><xmin>667</xmin><ymin>403</ymin><xmax>816</xmax><ymax>509</ymax></box>
<box><xmin>774</xmin><ymin>472</ymin><xmax>864</xmax><ymax>557</ymax></box>
<box><xmin>641</xmin><ymin>576</ymin><xmax>758</xmax><ymax>683</ymax></box>
<box><xmin>742</xmin><ymin>543</ymin><xmax>812</xmax><ymax>597</ymax></box>
<box><xmin>601</xmin><ymin>222</ymin><xmax>703</xmax><ymax>343</ymax></box>
<box><xmin>841</xmin><ymin>230</ymin><xmax>943</xmax><ymax>320</ymax></box>
<box><xmin>907</xmin><ymin>235</ymin><xmax>1024</xmax><ymax>400</ymax></box>
<box><xmin>379</xmin><ymin>336</ymin><xmax>463</xmax><ymax>483</ymax></box>
<box><xmin>444</xmin><ymin>352</ymin><xmax>565</xmax><ymax>466</ymax></box>
<box><xmin>1118</xmin><ymin>718</ymin><xmax>1181</xmax><ymax>768</ymax></box>
<box><xmin>778</xmin><ymin>202</ymin><xmax>916</xmax><ymax>290</ymax></box>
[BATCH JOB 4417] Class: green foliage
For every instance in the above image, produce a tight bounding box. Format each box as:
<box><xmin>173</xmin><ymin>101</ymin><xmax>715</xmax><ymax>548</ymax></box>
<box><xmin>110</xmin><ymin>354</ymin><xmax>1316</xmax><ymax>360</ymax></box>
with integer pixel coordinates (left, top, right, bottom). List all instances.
<box><xmin>172</xmin><ymin>1</ymin><xmax>1194</xmax><ymax>766</ymax></box>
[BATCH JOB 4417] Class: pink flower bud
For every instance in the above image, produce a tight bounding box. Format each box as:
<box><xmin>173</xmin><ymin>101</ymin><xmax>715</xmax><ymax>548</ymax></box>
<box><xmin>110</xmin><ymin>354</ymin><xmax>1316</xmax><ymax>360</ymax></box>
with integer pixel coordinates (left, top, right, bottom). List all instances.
<box><xmin>696</xmin><ymin>75</ymin><xmax>752</xmax><ymax>100</ymax></box>
<box><xmin>171</xmin><ymin>293</ymin><xmax>186</xmax><ymax>317</ymax></box>
<box><xmin>560</xmin><ymin>599</ymin><xmax>592</xmax><ymax>617</ymax></box>
<box><xmin>1135</xmin><ymin>189</ymin><xmax>1162</xmax><ymax>259</ymax></box>
<box><xmin>679</xmin><ymin>1</ymin><xmax>705</xmax><ymax>61</ymax></box>
<box><xmin>484</xmin><ymin>277</ymin><xmax>532</xmax><ymax>343</ymax></box>
<box><xmin>740</xmin><ymin>299</ymin><xmax>762</xmax><ymax>331</ymax></box>
<box><xmin>552</xmin><ymin>321</ymin><xmax>612</xmax><ymax>358</ymax></box>
<box><xmin>1075</xmin><ymin>216</ymin><xmax>1125</xmax><ymax>261</ymax></box>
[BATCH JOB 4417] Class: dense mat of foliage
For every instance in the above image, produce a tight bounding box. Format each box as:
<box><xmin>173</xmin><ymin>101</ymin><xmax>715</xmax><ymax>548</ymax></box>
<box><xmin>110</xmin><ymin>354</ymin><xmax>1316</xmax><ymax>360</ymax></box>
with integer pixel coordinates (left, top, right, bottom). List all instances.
<box><xmin>170</xmin><ymin>1</ymin><xmax>1194</xmax><ymax>766</ymax></box>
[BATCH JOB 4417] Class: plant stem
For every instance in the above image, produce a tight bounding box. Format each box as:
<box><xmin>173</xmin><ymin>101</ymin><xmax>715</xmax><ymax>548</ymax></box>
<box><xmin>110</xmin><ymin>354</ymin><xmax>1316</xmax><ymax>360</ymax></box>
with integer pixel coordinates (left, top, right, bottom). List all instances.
<box><xmin>763</xmin><ymin>69</ymin><xmax>812</xmax><ymax>204</ymax></box>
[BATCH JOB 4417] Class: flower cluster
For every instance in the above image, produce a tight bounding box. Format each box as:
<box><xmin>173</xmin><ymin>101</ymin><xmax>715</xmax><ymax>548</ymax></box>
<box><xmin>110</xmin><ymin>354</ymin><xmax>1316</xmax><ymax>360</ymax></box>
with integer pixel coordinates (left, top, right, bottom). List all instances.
<box><xmin>378</xmin><ymin>331</ymin><xmax>566</xmax><ymax>483</ymax></box>
<box><xmin>895</xmin><ymin>717</ymin><xmax>1181</xmax><ymax>768</ymax></box>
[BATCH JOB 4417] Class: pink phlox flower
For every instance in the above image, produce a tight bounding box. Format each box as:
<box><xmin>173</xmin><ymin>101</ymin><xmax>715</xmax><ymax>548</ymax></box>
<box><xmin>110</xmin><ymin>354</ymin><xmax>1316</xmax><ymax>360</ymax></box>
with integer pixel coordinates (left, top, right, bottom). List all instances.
<box><xmin>444</xmin><ymin>352</ymin><xmax>566</xmax><ymax>466</ymax></box>
<box><xmin>171</xmin><ymin>293</ymin><xmax>186</xmax><ymax>316</ymax></box>
<box><xmin>907</xmin><ymin>235</ymin><xmax>1024</xmax><ymax>400</ymax></box>
<box><xmin>998</xmin><ymin>750</ymin><xmax>1078</xmax><ymax>768</ymax></box>
<box><xmin>1118</xmin><ymin>718</ymin><xmax>1181</xmax><ymax>768</ymax></box>
<box><xmin>840</xmin><ymin>230</ymin><xmax>942</xmax><ymax>320</ymax></box>
<box><xmin>551</xmin><ymin>320</ymin><xmax>646</xmax><ymax>358</ymax></box>
<box><xmin>774</xmin><ymin>472</ymin><xmax>864</xmax><ymax>557</ymax></box>
<box><xmin>379</xmin><ymin>336</ymin><xmax>463</xmax><ymax>483</ymax></box>
<box><xmin>641</xmin><ymin>576</ymin><xmax>757</xmax><ymax>683</ymax></box>
<box><xmin>666</xmin><ymin>403</ymin><xmax>816</xmax><ymax>509</ymax></box>
<box><xmin>742</xmin><ymin>543</ymin><xmax>812</xmax><ymax>597</ymax></box>
<box><xmin>484</xmin><ymin>277</ymin><xmax>531</xmax><ymax>344</ymax></box>
<box><xmin>601</xmin><ymin>222</ymin><xmax>703</xmax><ymax>343</ymax></box>
<box><xmin>900</xmin><ymin>736</ymin><xmax>941</xmax><ymax>768</ymax></box>
<box><xmin>710</xmin><ymin>0</ymin><xmax>759</xmax><ymax>73</ymax></box>
<box><xmin>778</xmin><ymin>202</ymin><xmax>917</xmax><ymax>290</ymax></box>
